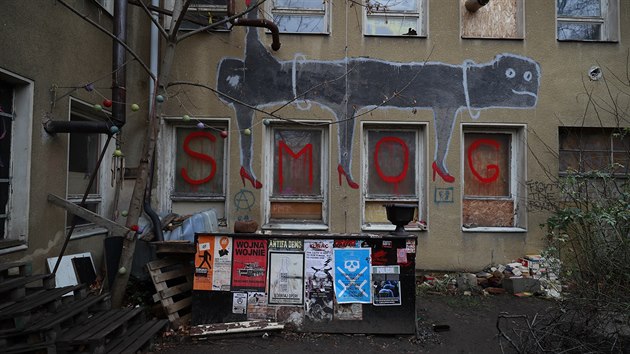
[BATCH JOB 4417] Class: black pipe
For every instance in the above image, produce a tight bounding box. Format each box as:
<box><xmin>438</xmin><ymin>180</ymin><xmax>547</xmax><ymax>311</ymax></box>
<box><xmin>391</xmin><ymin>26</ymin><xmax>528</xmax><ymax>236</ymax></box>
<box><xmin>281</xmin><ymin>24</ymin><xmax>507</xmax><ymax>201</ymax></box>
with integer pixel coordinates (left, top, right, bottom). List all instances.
<box><xmin>112</xmin><ymin>0</ymin><xmax>127</xmax><ymax>126</ymax></box>
<box><xmin>465</xmin><ymin>0</ymin><xmax>490</xmax><ymax>12</ymax></box>
<box><xmin>228</xmin><ymin>0</ymin><xmax>281</xmax><ymax>51</ymax></box>
<box><xmin>44</xmin><ymin>120</ymin><xmax>114</xmax><ymax>135</ymax></box>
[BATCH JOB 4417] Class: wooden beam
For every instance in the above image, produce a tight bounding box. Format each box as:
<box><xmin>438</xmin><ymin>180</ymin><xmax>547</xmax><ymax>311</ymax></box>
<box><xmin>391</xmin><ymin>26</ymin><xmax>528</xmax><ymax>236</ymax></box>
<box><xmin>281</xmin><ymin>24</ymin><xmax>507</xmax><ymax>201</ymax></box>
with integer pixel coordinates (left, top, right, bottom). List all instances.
<box><xmin>47</xmin><ymin>194</ymin><xmax>131</xmax><ymax>236</ymax></box>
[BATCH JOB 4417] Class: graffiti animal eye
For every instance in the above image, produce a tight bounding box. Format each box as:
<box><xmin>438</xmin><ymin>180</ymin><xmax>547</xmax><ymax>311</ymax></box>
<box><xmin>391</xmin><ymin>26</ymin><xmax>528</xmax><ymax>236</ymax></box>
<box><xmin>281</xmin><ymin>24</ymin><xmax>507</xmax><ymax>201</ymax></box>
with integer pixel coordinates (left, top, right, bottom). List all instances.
<box><xmin>523</xmin><ymin>71</ymin><xmax>532</xmax><ymax>82</ymax></box>
<box><xmin>505</xmin><ymin>68</ymin><xmax>516</xmax><ymax>79</ymax></box>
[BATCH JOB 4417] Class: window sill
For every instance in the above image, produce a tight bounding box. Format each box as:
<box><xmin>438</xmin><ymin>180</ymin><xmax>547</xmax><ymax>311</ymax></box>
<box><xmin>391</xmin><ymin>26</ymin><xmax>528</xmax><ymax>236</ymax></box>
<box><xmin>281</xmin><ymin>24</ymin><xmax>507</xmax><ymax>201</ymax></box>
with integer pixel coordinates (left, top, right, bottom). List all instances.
<box><xmin>0</xmin><ymin>240</ymin><xmax>28</xmax><ymax>255</ymax></box>
<box><xmin>362</xmin><ymin>224</ymin><xmax>427</xmax><ymax>232</ymax></box>
<box><xmin>462</xmin><ymin>227</ymin><xmax>527</xmax><ymax>233</ymax></box>
<box><xmin>262</xmin><ymin>223</ymin><xmax>329</xmax><ymax>232</ymax></box>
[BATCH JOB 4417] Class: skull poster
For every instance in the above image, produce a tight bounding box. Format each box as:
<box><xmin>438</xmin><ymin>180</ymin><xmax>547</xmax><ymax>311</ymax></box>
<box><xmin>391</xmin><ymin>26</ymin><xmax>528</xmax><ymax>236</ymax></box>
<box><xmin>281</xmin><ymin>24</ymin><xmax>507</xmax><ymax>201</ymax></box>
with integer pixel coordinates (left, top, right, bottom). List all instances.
<box><xmin>333</xmin><ymin>248</ymin><xmax>372</xmax><ymax>304</ymax></box>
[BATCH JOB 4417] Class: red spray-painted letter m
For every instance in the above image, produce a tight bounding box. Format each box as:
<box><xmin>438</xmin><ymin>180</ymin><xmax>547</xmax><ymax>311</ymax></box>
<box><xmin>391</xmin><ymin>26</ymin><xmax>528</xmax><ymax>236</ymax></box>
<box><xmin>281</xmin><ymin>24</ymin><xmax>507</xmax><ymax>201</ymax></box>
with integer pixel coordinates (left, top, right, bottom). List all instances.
<box><xmin>278</xmin><ymin>140</ymin><xmax>313</xmax><ymax>193</ymax></box>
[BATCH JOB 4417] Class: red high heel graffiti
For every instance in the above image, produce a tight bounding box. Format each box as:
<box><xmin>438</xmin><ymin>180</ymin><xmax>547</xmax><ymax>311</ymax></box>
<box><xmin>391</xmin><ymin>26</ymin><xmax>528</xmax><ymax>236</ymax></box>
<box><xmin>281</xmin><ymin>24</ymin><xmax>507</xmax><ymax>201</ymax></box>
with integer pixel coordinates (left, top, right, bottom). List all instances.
<box><xmin>337</xmin><ymin>164</ymin><xmax>359</xmax><ymax>189</ymax></box>
<box><xmin>240</xmin><ymin>166</ymin><xmax>262</xmax><ymax>189</ymax></box>
<box><xmin>432</xmin><ymin>162</ymin><xmax>455</xmax><ymax>183</ymax></box>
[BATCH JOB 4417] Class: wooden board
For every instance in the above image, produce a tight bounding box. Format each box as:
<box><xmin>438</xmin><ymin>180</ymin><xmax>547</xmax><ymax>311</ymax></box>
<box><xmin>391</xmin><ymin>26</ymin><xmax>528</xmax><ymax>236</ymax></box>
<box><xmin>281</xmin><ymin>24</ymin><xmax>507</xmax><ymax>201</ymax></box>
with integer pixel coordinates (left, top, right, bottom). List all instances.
<box><xmin>460</xmin><ymin>0</ymin><xmax>523</xmax><ymax>39</ymax></box>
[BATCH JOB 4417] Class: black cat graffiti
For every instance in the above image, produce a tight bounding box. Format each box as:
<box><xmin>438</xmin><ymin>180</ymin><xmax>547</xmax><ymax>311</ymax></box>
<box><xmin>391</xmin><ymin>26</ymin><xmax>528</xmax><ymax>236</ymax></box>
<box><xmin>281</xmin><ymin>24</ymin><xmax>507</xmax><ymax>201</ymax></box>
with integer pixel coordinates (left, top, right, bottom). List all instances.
<box><xmin>216</xmin><ymin>19</ymin><xmax>540</xmax><ymax>188</ymax></box>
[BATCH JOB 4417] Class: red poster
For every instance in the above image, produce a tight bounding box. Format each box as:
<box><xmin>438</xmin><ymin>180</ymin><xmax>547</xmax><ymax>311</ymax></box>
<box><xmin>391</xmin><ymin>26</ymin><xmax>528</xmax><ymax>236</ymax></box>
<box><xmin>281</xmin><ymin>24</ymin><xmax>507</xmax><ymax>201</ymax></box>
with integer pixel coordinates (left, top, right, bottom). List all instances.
<box><xmin>194</xmin><ymin>234</ymin><xmax>215</xmax><ymax>291</ymax></box>
<box><xmin>231</xmin><ymin>238</ymin><xmax>268</xmax><ymax>291</ymax></box>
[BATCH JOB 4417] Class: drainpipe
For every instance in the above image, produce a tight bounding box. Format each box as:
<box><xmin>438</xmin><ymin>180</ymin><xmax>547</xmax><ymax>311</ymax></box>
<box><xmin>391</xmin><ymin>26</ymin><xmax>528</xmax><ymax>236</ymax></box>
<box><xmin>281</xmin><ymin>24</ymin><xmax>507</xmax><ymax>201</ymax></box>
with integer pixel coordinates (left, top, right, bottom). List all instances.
<box><xmin>465</xmin><ymin>0</ymin><xmax>490</xmax><ymax>12</ymax></box>
<box><xmin>228</xmin><ymin>0</ymin><xmax>281</xmax><ymax>51</ymax></box>
<box><xmin>143</xmin><ymin>0</ymin><xmax>163</xmax><ymax>241</ymax></box>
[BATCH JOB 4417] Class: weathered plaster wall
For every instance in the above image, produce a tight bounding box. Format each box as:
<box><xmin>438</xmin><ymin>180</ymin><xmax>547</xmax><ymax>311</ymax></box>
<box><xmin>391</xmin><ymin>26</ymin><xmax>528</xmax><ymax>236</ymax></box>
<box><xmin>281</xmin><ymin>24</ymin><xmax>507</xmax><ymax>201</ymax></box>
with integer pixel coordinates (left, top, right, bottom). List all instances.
<box><xmin>160</xmin><ymin>0</ymin><xmax>630</xmax><ymax>271</ymax></box>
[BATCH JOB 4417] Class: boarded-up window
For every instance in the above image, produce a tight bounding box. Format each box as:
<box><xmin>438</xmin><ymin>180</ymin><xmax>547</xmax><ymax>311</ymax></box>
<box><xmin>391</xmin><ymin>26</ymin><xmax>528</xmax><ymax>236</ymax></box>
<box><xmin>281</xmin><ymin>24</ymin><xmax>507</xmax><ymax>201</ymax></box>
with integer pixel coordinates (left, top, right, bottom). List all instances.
<box><xmin>463</xmin><ymin>132</ymin><xmax>514</xmax><ymax>228</ymax></box>
<box><xmin>460</xmin><ymin>0</ymin><xmax>524</xmax><ymax>39</ymax></box>
<box><xmin>363</xmin><ymin>126</ymin><xmax>423</xmax><ymax>227</ymax></box>
<box><xmin>269</xmin><ymin>127</ymin><xmax>325</xmax><ymax>222</ymax></box>
<box><xmin>174</xmin><ymin>126</ymin><xmax>225</xmax><ymax>196</ymax></box>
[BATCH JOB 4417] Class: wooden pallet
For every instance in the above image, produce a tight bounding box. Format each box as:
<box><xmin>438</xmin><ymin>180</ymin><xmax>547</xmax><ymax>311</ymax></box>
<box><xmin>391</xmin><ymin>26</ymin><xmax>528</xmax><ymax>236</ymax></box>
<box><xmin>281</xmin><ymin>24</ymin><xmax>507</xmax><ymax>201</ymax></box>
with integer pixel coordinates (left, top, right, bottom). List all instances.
<box><xmin>146</xmin><ymin>257</ymin><xmax>193</xmax><ymax>328</ymax></box>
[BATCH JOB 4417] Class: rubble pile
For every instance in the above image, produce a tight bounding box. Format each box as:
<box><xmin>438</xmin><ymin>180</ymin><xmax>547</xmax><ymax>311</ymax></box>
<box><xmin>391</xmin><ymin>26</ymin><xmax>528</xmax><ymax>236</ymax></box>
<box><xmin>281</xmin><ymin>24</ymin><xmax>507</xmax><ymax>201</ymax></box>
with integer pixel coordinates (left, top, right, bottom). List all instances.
<box><xmin>418</xmin><ymin>254</ymin><xmax>562</xmax><ymax>299</ymax></box>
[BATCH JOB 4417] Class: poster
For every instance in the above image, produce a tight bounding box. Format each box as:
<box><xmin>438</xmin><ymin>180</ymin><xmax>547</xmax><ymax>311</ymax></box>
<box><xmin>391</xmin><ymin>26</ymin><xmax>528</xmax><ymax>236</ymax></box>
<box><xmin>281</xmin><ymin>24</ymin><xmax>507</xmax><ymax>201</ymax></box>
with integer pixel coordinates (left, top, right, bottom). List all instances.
<box><xmin>232</xmin><ymin>292</ymin><xmax>247</xmax><ymax>314</ymax></box>
<box><xmin>212</xmin><ymin>236</ymin><xmax>232</xmax><ymax>291</ymax></box>
<box><xmin>231</xmin><ymin>238</ymin><xmax>267</xmax><ymax>291</ymax></box>
<box><xmin>268</xmin><ymin>238</ymin><xmax>304</xmax><ymax>251</ymax></box>
<box><xmin>268</xmin><ymin>251</ymin><xmax>305</xmax><ymax>305</ymax></box>
<box><xmin>193</xmin><ymin>234</ymin><xmax>215</xmax><ymax>291</ymax></box>
<box><xmin>333</xmin><ymin>248</ymin><xmax>372</xmax><ymax>304</ymax></box>
<box><xmin>304</xmin><ymin>240</ymin><xmax>334</xmax><ymax>322</ymax></box>
<box><xmin>372</xmin><ymin>265</ymin><xmax>402</xmax><ymax>306</ymax></box>
<box><xmin>247</xmin><ymin>292</ymin><xmax>276</xmax><ymax>320</ymax></box>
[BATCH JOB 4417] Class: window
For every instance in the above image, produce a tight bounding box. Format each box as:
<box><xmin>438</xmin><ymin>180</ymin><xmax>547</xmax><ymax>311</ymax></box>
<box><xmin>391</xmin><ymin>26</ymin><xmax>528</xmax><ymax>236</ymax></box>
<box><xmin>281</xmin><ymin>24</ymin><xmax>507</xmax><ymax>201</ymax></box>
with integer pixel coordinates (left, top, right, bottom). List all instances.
<box><xmin>362</xmin><ymin>124</ymin><xmax>426</xmax><ymax>231</ymax></box>
<box><xmin>556</xmin><ymin>0</ymin><xmax>619</xmax><ymax>42</ymax></box>
<box><xmin>159</xmin><ymin>119</ymin><xmax>228</xmax><ymax>221</ymax></box>
<box><xmin>94</xmin><ymin>0</ymin><xmax>113</xmax><ymax>15</ymax></box>
<box><xmin>559</xmin><ymin>127</ymin><xmax>629</xmax><ymax>176</ymax></box>
<box><xmin>264</xmin><ymin>123</ymin><xmax>328</xmax><ymax>229</ymax></box>
<box><xmin>462</xmin><ymin>126</ymin><xmax>526</xmax><ymax>231</ymax></box>
<box><xmin>266</xmin><ymin>0</ymin><xmax>330</xmax><ymax>34</ymax></box>
<box><xmin>364</xmin><ymin>0</ymin><xmax>427</xmax><ymax>37</ymax></box>
<box><xmin>0</xmin><ymin>70</ymin><xmax>32</xmax><ymax>251</ymax></box>
<box><xmin>180</xmin><ymin>0</ymin><xmax>231</xmax><ymax>31</ymax></box>
<box><xmin>66</xmin><ymin>99</ymin><xmax>114</xmax><ymax>236</ymax></box>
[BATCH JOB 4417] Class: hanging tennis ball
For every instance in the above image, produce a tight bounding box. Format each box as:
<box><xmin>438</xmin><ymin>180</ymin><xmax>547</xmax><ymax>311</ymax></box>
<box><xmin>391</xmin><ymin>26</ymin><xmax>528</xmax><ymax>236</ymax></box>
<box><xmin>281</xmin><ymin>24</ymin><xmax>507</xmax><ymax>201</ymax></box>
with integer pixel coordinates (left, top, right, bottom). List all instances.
<box><xmin>263</xmin><ymin>119</ymin><xmax>271</xmax><ymax>126</ymax></box>
<box><xmin>109</xmin><ymin>126</ymin><xmax>120</xmax><ymax>134</ymax></box>
<box><xmin>121</xmin><ymin>210</ymin><xmax>128</xmax><ymax>217</ymax></box>
<box><xmin>118</xmin><ymin>267</ymin><xmax>127</xmax><ymax>275</ymax></box>
<box><xmin>182</xmin><ymin>114</ymin><xmax>191</xmax><ymax>122</ymax></box>
<box><xmin>93</xmin><ymin>104</ymin><xmax>102</xmax><ymax>111</ymax></box>
<box><xmin>156</xmin><ymin>95</ymin><xmax>165</xmax><ymax>103</ymax></box>
<box><xmin>113</xmin><ymin>149</ymin><xmax>123</xmax><ymax>157</ymax></box>
<box><xmin>196</xmin><ymin>122</ymin><xmax>205</xmax><ymax>129</ymax></box>
<box><xmin>84</xmin><ymin>83</ymin><xmax>94</xmax><ymax>92</ymax></box>
<box><xmin>131</xmin><ymin>103</ymin><xmax>140</xmax><ymax>112</ymax></box>
<box><xmin>131</xmin><ymin>225</ymin><xmax>140</xmax><ymax>232</ymax></box>
<box><xmin>243</xmin><ymin>128</ymin><xmax>251</xmax><ymax>136</ymax></box>
<box><xmin>220</xmin><ymin>130</ymin><xmax>228</xmax><ymax>138</ymax></box>
<box><xmin>102</xmin><ymin>99</ymin><xmax>113</xmax><ymax>108</ymax></box>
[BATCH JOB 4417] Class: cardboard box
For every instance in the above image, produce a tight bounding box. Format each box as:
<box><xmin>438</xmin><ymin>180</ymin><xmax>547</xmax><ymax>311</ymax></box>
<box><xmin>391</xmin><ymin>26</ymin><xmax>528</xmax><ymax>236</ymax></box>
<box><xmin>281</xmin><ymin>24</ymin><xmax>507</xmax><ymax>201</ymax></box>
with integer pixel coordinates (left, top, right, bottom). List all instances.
<box><xmin>503</xmin><ymin>277</ymin><xmax>541</xmax><ymax>294</ymax></box>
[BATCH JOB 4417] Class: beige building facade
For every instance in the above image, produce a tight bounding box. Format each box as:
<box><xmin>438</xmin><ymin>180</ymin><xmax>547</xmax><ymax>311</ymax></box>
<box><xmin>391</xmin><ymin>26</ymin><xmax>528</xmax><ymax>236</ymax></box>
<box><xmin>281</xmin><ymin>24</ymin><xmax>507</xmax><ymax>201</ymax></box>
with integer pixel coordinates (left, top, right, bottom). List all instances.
<box><xmin>1</xmin><ymin>0</ymin><xmax>628</xmax><ymax>274</ymax></box>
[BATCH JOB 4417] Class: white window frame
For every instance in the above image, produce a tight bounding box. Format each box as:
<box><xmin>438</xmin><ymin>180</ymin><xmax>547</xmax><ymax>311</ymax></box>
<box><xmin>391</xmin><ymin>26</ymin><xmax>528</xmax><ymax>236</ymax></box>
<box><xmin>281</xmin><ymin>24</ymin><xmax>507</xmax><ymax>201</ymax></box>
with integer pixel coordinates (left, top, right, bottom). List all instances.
<box><xmin>94</xmin><ymin>0</ymin><xmax>114</xmax><ymax>15</ymax></box>
<box><xmin>157</xmin><ymin>117</ymin><xmax>229</xmax><ymax>222</ymax></box>
<box><xmin>179</xmin><ymin>0</ymin><xmax>232</xmax><ymax>32</ymax></box>
<box><xmin>265</xmin><ymin>0</ymin><xmax>331</xmax><ymax>34</ymax></box>
<box><xmin>461</xmin><ymin>124</ymin><xmax>527</xmax><ymax>232</ymax></box>
<box><xmin>0</xmin><ymin>69</ymin><xmax>32</xmax><ymax>254</ymax></box>
<box><xmin>66</xmin><ymin>98</ymin><xmax>116</xmax><ymax>239</ymax></box>
<box><xmin>556</xmin><ymin>0</ymin><xmax>619</xmax><ymax>42</ymax></box>
<box><xmin>360</xmin><ymin>122</ymin><xmax>427</xmax><ymax>232</ymax></box>
<box><xmin>363</xmin><ymin>0</ymin><xmax>427</xmax><ymax>37</ymax></box>
<box><xmin>262</xmin><ymin>120</ymin><xmax>329</xmax><ymax>231</ymax></box>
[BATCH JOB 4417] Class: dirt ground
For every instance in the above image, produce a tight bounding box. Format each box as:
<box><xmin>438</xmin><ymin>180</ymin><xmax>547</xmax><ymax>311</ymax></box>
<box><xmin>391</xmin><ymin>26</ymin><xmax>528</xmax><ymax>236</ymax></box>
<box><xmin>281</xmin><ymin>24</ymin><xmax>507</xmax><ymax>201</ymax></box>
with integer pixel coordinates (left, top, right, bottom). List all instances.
<box><xmin>154</xmin><ymin>293</ymin><xmax>557</xmax><ymax>354</ymax></box>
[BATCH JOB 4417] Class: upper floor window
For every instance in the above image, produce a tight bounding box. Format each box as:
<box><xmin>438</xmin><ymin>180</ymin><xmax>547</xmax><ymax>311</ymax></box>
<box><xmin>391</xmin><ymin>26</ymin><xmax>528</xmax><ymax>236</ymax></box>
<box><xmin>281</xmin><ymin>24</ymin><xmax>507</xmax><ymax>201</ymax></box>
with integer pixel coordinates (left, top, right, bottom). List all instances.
<box><xmin>181</xmin><ymin>0</ymin><xmax>231</xmax><ymax>31</ymax></box>
<box><xmin>0</xmin><ymin>70</ymin><xmax>32</xmax><ymax>251</ymax></box>
<box><xmin>362</xmin><ymin>124</ymin><xmax>426</xmax><ymax>231</ymax></box>
<box><xmin>267</xmin><ymin>0</ymin><xmax>330</xmax><ymax>34</ymax></box>
<box><xmin>264</xmin><ymin>123</ymin><xmax>328</xmax><ymax>230</ymax></box>
<box><xmin>462</xmin><ymin>126</ymin><xmax>526</xmax><ymax>231</ymax></box>
<box><xmin>364</xmin><ymin>0</ymin><xmax>427</xmax><ymax>37</ymax></box>
<box><xmin>556</xmin><ymin>0</ymin><xmax>619</xmax><ymax>42</ymax></box>
<box><xmin>559</xmin><ymin>127</ymin><xmax>629</xmax><ymax>176</ymax></box>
